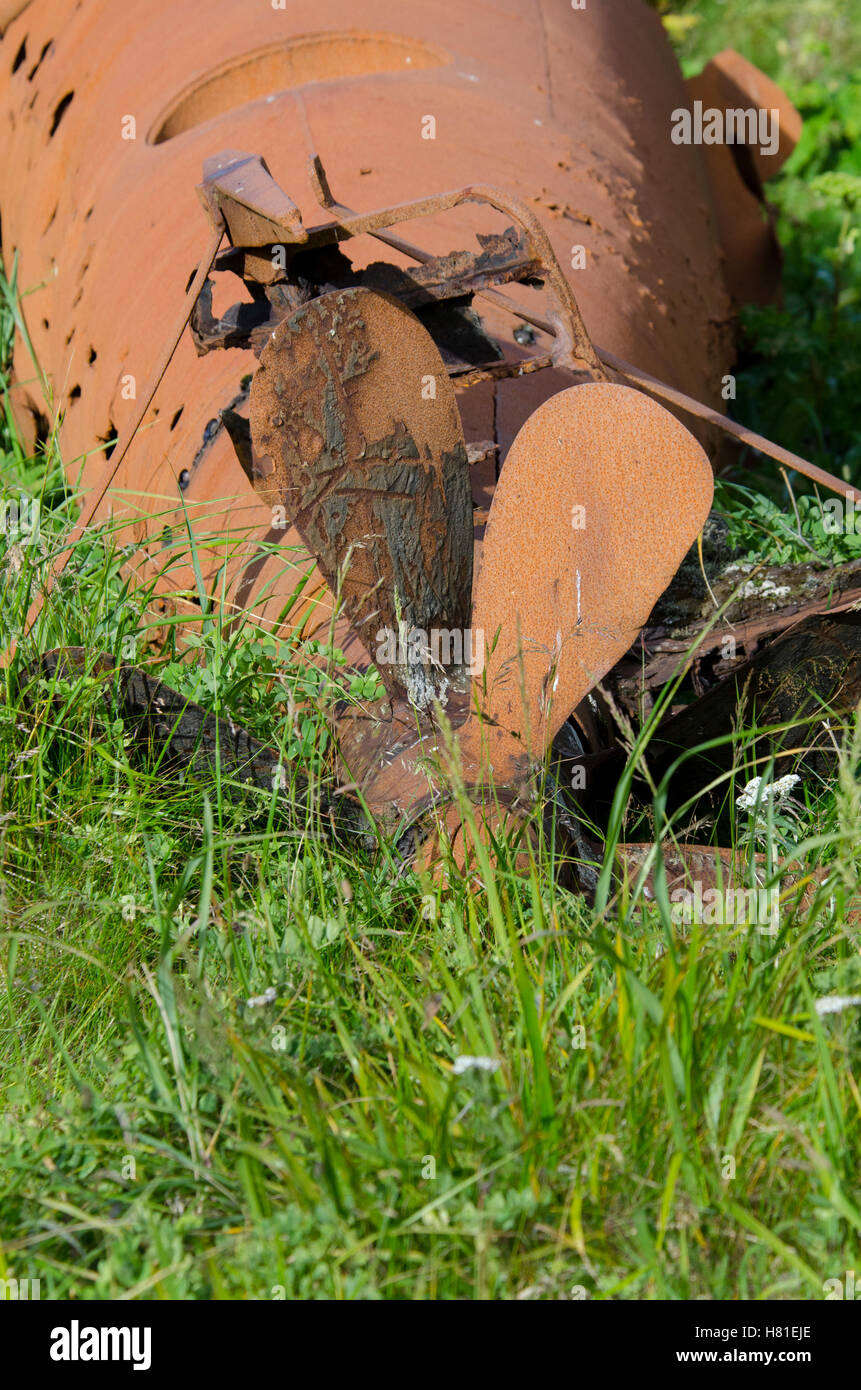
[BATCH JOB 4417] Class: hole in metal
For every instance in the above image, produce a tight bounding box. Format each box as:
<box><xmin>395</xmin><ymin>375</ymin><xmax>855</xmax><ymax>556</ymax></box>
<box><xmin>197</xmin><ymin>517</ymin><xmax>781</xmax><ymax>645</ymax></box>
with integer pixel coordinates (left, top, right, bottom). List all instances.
<box><xmin>49</xmin><ymin>90</ymin><xmax>74</xmax><ymax>137</ymax></box>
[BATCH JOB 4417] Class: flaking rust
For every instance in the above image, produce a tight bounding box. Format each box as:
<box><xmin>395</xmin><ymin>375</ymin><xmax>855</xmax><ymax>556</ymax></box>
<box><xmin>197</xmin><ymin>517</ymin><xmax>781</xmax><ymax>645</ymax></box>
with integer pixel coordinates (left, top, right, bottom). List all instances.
<box><xmin>248</xmin><ymin>287</ymin><xmax>474</xmax><ymax>708</ymax></box>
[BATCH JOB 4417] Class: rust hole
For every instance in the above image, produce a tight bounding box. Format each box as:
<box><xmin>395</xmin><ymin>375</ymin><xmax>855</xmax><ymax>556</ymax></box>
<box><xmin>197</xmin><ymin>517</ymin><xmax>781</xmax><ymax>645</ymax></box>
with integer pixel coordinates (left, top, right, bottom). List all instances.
<box><xmin>88</xmin><ymin>346</ymin><xmax>97</xmax><ymax>363</ymax></box>
<box><xmin>99</xmin><ymin>422</ymin><xmax>118</xmax><ymax>460</ymax></box>
<box><xmin>49</xmin><ymin>90</ymin><xmax>74</xmax><ymax>137</ymax></box>
<box><xmin>12</xmin><ymin>39</ymin><xmax>27</xmax><ymax>74</ymax></box>
<box><xmin>27</xmin><ymin>39</ymin><xmax>52</xmax><ymax>81</ymax></box>
<box><xmin>169</xmin><ymin>407</ymin><xmax>184</xmax><ymax>431</ymax></box>
<box><xmin>29</xmin><ymin>403</ymin><xmax>50</xmax><ymax>451</ymax></box>
<box><xmin>69</xmin><ymin>385</ymin><xmax>81</xmax><ymax>400</ymax></box>
<box><xmin>148</xmin><ymin>32</ymin><xmax>449</xmax><ymax>144</ymax></box>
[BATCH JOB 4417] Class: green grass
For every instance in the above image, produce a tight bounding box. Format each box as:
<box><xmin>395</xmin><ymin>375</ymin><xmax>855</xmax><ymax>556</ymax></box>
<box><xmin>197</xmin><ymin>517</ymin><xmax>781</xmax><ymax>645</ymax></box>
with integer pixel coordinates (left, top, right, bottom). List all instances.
<box><xmin>1</xmin><ymin>2</ymin><xmax>861</xmax><ymax>1301</ymax></box>
<box><xmin>662</xmin><ymin>0</ymin><xmax>861</xmax><ymax>494</ymax></box>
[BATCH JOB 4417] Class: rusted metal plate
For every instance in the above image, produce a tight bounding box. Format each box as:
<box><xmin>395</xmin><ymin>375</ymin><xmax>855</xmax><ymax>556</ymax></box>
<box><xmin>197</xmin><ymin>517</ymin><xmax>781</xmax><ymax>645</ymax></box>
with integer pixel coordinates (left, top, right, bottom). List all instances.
<box><xmin>462</xmin><ymin>383</ymin><xmax>713</xmax><ymax>769</ymax></box>
<box><xmin>248</xmin><ymin>287</ymin><xmax>473</xmax><ymax>704</ymax></box>
<box><xmin>686</xmin><ymin>50</ymin><xmax>801</xmax><ymax>308</ymax></box>
<box><xmin>361</xmin><ymin>228</ymin><xmax>540</xmax><ymax>311</ymax></box>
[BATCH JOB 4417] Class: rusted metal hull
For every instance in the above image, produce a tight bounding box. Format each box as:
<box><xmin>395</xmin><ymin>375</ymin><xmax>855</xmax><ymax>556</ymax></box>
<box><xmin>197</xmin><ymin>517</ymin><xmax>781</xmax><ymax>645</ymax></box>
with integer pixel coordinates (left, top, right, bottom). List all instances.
<box><xmin>0</xmin><ymin>0</ymin><xmax>739</xmax><ymax>646</ymax></box>
<box><xmin>0</xmin><ymin>0</ymin><xmax>808</xmax><ymax>873</ymax></box>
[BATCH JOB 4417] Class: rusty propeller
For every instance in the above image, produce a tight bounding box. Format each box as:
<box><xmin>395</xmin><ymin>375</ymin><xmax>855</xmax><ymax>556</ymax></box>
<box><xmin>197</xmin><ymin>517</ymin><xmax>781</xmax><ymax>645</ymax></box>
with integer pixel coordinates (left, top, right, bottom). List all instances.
<box><xmin>245</xmin><ymin>284</ymin><xmax>714</xmax><ymax>868</ymax></box>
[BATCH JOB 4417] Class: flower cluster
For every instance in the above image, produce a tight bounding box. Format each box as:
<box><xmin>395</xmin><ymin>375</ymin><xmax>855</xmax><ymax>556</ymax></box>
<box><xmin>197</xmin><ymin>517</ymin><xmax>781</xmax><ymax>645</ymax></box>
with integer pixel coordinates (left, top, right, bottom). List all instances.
<box><xmin>736</xmin><ymin>774</ymin><xmax>800</xmax><ymax>812</ymax></box>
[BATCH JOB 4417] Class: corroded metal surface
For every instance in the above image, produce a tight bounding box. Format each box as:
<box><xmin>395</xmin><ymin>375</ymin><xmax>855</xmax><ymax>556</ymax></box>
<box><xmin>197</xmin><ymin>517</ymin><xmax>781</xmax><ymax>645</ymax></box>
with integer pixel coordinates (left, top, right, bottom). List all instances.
<box><xmin>687</xmin><ymin>48</ymin><xmax>801</xmax><ymax>307</ymax></box>
<box><xmin>0</xmin><ymin>0</ymin><xmax>818</xmax><ymax>891</ymax></box>
<box><xmin>335</xmin><ymin>382</ymin><xmax>714</xmax><ymax>844</ymax></box>
<box><xmin>248</xmin><ymin>287</ymin><xmax>473</xmax><ymax>704</ymax></box>
<box><xmin>0</xmin><ymin>0</ymin><xmax>810</xmax><ymax>661</ymax></box>
<box><xmin>0</xmin><ymin>0</ymin><xmax>739</xmax><ymax>651</ymax></box>
<box><xmin>465</xmin><ymin>384</ymin><xmax>714</xmax><ymax>762</ymax></box>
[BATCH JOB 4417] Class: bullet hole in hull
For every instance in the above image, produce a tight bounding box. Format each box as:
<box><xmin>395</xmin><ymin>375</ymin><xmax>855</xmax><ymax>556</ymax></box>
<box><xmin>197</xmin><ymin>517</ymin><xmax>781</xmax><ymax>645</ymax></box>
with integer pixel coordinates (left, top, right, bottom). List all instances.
<box><xmin>69</xmin><ymin>384</ymin><xmax>81</xmax><ymax>400</ymax></box>
<box><xmin>49</xmin><ymin>91</ymin><xmax>74</xmax><ymax>138</ymax></box>
<box><xmin>29</xmin><ymin>404</ymin><xmax>51</xmax><ymax>452</ymax></box>
<box><xmin>12</xmin><ymin>40</ymin><xmax>27</xmax><ymax>75</ymax></box>
<box><xmin>178</xmin><ymin>470</ymin><xmax>190</xmax><ymax>490</ymax></box>
<box><xmin>100</xmin><ymin>423</ymin><xmax>118</xmax><ymax>460</ymax></box>
<box><xmin>28</xmin><ymin>39</ymin><xmax>53</xmax><ymax>82</ymax></box>
<box><xmin>170</xmin><ymin>407</ymin><xmax>184</xmax><ymax>431</ymax></box>
<box><xmin>88</xmin><ymin>346</ymin><xmax>97</xmax><ymax>363</ymax></box>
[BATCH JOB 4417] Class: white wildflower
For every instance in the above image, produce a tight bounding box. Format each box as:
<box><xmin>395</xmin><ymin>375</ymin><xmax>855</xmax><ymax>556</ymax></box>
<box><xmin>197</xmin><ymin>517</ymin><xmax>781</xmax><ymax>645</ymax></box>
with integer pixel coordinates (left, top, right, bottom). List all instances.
<box><xmin>814</xmin><ymin>995</ymin><xmax>861</xmax><ymax>1017</ymax></box>
<box><xmin>246</xmin><ymin>986</ymin><xmax>277</xmax><ymax>1008</ymax></box>
<box><xmin>736</xmin><ymin>777</ymin><xmax>763</xmax><ymax>811</ymax></box>
<box><xmin>736</xmin><ymin>774</ymin><xmax>800</xmax><ymax>812</ymax></box>
<box><xmin>451</xmin><ymin>1055</ymin><xmax>500</xmax><ymax>1076</ymax></box>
